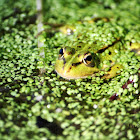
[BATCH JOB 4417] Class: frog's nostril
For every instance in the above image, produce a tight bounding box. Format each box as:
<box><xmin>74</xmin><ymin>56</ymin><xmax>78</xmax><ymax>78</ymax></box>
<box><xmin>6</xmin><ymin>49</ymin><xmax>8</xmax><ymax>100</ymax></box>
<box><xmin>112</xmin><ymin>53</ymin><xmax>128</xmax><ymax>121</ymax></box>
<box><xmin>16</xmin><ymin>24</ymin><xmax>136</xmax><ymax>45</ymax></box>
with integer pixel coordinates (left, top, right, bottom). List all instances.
<box><xmin>77</xmin><ymin>46</ymin><xmax>81</xmax><ymax>48</ymax></box>
<box><xmin>66</xmin><ymin>66</ymin><xmax>72</xmax><ymax>73</ymax></box>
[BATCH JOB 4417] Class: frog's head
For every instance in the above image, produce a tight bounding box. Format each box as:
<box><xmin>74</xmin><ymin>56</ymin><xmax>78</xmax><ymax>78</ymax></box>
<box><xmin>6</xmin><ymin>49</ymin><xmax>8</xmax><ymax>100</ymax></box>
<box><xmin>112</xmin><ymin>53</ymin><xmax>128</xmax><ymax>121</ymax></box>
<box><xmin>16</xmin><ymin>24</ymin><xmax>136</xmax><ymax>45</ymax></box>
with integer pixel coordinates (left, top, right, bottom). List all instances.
<box><xmin>55</xmin><ymin>45</ymin><xmax>100</xmax><ymax>79</ymax></box>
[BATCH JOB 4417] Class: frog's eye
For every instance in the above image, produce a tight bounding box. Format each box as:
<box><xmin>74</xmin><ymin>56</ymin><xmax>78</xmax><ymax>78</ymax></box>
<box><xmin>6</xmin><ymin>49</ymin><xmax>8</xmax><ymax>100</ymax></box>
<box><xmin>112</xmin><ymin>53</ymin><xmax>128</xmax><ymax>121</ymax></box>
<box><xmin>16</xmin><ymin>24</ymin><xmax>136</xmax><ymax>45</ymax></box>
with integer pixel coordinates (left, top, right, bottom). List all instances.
<box><xmin>59</xmin><ymin>48</ymin><xmax>63</xmax><ymax>55</ymax></box>
<box><xmin>58</xmin><ymin>48</ymin><xmax>64</xmax><ymax>59</ymax></box>
<box><xmin>83</xmin><ymin>54</ymin><xmax>95</xmax><ymax>67</ymax></box>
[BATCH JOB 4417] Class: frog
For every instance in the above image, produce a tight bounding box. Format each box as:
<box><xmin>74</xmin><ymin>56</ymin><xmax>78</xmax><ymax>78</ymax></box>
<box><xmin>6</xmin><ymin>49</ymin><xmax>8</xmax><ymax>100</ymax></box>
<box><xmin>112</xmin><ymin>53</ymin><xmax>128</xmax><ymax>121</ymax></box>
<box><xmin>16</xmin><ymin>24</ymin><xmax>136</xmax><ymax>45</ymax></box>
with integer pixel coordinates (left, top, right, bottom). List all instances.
<box><xmin>54</xmin><ymin>19</ymin><xmax>140</xmax><ymax>80</ymax></box>
<box><xmin>55</xmin><ymin>39</ymin><xmax>126</xmax><ymax>79</ymax></box>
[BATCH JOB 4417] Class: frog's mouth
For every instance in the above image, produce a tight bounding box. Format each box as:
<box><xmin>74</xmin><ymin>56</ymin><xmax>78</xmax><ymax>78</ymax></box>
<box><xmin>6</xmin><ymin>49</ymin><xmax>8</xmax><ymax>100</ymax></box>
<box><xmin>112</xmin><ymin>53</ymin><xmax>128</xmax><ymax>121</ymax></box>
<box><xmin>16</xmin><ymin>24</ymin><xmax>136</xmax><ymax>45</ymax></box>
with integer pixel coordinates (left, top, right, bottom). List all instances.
<box><xmin>55</xmin><ymin>68</ymin><xmax>92</xmax><ymax>79</ymax></box>
<box><xmin>55</xmin><ymin>62</ymin><xmax>99</xmax><ymax>80</ymax></box>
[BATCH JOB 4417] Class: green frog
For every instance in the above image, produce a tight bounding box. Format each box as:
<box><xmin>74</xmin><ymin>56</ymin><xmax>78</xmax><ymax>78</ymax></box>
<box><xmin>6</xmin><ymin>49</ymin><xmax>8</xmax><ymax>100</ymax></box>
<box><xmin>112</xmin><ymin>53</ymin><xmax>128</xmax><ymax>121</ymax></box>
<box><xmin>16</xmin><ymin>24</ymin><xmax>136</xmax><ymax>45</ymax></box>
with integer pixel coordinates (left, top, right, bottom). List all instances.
<box><xmin>55</xmin><ymin>39</ymin><xmax>124</xmax><ymax>79</ymax></box>
<box><xmin>55</xmin><ymin>20</ymin><xmax>140</xmax><ymax>80</ymax></box>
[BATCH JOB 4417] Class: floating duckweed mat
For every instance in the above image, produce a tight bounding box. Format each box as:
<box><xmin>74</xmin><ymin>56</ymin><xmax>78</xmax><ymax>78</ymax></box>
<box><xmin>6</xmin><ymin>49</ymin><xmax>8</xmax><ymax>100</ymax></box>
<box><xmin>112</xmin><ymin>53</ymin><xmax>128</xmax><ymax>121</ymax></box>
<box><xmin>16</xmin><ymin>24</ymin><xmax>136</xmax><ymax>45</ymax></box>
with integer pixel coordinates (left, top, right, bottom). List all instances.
<box><xmin>0</xmin><ymin>0</ymin><xmax>140</xmax><ymax>140</ymax></box>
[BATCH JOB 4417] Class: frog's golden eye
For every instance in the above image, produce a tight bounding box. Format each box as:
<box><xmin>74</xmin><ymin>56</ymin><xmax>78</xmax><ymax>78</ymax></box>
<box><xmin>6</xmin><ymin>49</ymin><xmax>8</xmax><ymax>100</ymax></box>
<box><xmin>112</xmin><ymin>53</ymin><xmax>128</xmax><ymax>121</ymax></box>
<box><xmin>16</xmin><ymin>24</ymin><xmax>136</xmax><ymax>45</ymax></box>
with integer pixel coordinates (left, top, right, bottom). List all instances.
<box><xmin>83</xmin><ymin>54</ymin><xmax>95</xmax><ymax>67</ymax></box>
<box><xmin>58</xmin><ymin>48</ymin><xmax>64</xmax><ymax>59</ymax></box>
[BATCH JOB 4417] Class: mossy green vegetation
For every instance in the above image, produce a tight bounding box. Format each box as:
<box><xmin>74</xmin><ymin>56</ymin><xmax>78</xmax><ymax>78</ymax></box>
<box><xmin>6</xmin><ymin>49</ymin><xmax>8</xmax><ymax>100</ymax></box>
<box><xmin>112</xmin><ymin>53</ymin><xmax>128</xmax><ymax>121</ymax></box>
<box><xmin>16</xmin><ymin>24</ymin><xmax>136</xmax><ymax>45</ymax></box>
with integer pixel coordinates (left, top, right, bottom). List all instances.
<box><xmin>0</xmin><ymin>0</ymin><xmax>140</xmax><ymax>139</ymax></box>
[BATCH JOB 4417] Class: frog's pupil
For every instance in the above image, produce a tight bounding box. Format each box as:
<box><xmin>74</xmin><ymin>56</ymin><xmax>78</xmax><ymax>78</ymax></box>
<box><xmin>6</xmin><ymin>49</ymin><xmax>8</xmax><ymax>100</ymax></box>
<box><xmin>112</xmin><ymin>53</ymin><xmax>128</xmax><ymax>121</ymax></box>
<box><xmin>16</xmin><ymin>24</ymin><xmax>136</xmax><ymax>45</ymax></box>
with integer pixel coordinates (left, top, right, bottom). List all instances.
<box><xmin>86</xmin><ymin>55</ymin><xmax>92</xmax><ymax>61</ymax></box>
<box><xmin>59</xmin><ymin>49</ymin><xmax>63</xmax><ymax>55</ymax></box>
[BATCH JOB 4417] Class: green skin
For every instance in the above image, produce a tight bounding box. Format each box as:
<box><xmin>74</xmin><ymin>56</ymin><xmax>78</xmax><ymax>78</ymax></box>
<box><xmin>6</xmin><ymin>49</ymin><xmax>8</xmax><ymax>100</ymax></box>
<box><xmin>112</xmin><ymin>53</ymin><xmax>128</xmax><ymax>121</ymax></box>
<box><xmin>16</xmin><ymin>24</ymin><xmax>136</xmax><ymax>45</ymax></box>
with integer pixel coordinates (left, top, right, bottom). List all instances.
<box><xmin>55</xmin><ymin>40</ymin><xmax>124</xmax><ymax>79</ymax></box>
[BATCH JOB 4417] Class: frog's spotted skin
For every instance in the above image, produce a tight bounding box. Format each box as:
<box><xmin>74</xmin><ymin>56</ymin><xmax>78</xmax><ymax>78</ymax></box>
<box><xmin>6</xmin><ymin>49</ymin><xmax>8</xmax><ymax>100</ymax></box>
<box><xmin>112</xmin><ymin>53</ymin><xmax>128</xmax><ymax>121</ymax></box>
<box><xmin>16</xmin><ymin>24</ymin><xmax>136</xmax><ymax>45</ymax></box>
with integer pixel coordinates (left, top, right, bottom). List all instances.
<box><xmin>55</xmin><ymin>39</ymin><xmax>124</xmax><ymax>79</ymax></box>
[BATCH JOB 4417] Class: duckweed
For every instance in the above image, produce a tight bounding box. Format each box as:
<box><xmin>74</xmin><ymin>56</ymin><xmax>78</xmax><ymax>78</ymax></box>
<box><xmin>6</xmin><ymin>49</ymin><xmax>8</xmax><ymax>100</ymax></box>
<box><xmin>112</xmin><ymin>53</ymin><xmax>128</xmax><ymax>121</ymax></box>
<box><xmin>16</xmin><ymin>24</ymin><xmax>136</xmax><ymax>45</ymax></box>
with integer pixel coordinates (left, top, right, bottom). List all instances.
<box><xmin>0</xmin><ymin>0</ymin><xmax>140</xmax><ymax>140</ymax></box>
